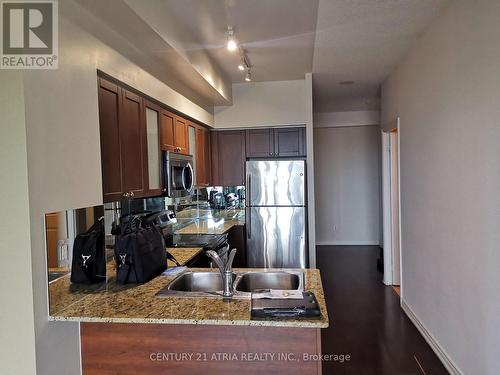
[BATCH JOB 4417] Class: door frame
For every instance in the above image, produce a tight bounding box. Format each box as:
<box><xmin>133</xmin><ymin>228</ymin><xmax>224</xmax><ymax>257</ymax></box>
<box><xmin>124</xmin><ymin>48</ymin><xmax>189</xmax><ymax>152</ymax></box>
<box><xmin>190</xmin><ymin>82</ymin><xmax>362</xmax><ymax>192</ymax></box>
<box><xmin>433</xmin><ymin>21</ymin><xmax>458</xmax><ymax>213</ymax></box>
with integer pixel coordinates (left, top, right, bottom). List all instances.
<box><xmin>381</xmin><ymin>118</ymin><xmax>402</xmax><ymax>292</ymax></box>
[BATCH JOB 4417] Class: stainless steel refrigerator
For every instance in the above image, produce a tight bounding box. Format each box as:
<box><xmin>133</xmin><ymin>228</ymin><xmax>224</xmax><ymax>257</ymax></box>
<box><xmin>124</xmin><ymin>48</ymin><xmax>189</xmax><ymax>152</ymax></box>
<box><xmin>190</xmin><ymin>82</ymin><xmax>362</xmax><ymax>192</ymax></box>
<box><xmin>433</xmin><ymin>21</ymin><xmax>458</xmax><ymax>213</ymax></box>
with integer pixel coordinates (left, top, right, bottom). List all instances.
<box><xmin>245</xmin><ymin>159</ymin><xmax>307</xmax><ymax>268</ymax></box>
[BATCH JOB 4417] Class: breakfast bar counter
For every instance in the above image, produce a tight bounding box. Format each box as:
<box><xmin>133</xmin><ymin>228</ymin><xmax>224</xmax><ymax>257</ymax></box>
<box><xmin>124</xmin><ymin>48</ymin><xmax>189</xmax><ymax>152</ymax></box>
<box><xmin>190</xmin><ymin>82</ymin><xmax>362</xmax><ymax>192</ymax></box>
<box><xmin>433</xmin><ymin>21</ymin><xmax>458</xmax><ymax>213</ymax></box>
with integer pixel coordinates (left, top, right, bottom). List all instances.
<box><xmin>62</xmin><ymin>267</ymin><xmax>328</xmax><ymax>375</ymax></box>
<box><xmin>49</xmin><ymin>268</ymin><xmax>328</xmax><ymax>329</ymax></box>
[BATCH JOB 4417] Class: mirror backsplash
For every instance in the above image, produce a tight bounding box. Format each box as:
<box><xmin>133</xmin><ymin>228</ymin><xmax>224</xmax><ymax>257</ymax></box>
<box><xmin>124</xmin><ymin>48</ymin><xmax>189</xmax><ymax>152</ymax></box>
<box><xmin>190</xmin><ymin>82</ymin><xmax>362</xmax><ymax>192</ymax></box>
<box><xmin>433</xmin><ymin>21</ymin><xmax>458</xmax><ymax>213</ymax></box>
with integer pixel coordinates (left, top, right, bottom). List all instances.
<box><xmin>45</xmin><ymin>186</ymin><xmax>245</xmax><ymax>316</ymax></box>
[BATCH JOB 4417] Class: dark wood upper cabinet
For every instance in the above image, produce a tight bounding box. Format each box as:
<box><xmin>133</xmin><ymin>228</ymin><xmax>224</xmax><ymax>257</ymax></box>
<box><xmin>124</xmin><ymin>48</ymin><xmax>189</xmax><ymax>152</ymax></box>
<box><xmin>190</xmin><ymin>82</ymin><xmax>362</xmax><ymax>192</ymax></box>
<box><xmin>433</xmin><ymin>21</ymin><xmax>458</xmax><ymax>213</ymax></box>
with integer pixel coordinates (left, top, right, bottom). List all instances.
<box><xmin>98</xmin><ymin>78</ymin><xmax>123</xmax><ymax>202</ymax></box>
<box><xmin>120</xmin><ymin>89</ymin><xmax>147</xmax><ymax>198</ymax></box>
<box><xmin>98</xmin><ymin>77</ymin><xmax>160</xmax><ymax>202</ymax></box>
<box><xmin>195</xmin><ymin>126</ymin><xmax>211</xmax><ymax>186</ymax></box>
<box><xmin>211</xmin><ymin>130</ymin><xmax>246</xmax><ymax>186</ymax></box>
<box><xmin>159</xmin><ymin>110</ymin><xmax>189</xmax><ymax>154</ymax></box>
<box><xmin>210</xmin><ymin>131</ymin><xmax>220</xmax><ymax>186</ymax></box>
<box><xmin>144</xmin><ymin>101</ymin><xmax>163</xmax><ymax>197</ymax></box>
<box><xmin>246</xmin><ymin>128</ymin><xmax>274</xmax><ymax>157</ymax></box>
<box><xmin>174</xmin><ymin>116</ymin><xmax>189</xmax><ymax>154</ymax></box>
<box><xmin>274</xmin><ymin>127</ymin><xmax>306</xmax><ymax>157</ymax></box>
<box><xmin>203</xmin><ymin>129</ymin><xmax>212</xmax><ymax>185</ymax></box>
<box><xmin>98</xmin><ymin>73</ymin><xmax>219</xmax><ymax>202</ymax></box>
<box><xmin>159</xmin><ymin>110</ymin><xmax>175</xmax><ymax>151</ymax></box>
<box><xmin>245</xmin><ymin>127</ymin><xmax>306</xmax><ymax>158</ymax></box>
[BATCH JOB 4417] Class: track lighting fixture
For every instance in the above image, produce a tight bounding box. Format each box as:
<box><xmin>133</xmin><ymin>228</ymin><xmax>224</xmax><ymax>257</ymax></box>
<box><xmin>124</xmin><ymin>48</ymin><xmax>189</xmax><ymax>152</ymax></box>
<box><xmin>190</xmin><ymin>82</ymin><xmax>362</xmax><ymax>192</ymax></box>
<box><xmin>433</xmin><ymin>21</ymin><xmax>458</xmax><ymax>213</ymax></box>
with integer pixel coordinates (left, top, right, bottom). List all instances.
<box><xmin>226</xmin><ymin>27</ymin><xmax>237</xmax><ymax>51</ymax></box>
<box><xmin>245</xmin><ymin>70</ymin><xmax>252</xmax><ymax>82</ymax></box>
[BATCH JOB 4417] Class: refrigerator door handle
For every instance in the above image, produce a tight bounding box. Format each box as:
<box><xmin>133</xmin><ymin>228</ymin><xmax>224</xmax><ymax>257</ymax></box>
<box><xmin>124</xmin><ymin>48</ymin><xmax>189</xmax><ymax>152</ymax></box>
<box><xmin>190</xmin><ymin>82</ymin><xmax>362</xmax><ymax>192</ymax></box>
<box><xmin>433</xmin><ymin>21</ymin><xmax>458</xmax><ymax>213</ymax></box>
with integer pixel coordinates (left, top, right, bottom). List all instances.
<box><xmin>247</xmin><ymin>172</ymin><xmax>251</xmax><ymax>207</ymax></box>
<box><xmin>246</xmin><ymin>207</ymin><xmax>251</xmax><ymax>239</ymax></box>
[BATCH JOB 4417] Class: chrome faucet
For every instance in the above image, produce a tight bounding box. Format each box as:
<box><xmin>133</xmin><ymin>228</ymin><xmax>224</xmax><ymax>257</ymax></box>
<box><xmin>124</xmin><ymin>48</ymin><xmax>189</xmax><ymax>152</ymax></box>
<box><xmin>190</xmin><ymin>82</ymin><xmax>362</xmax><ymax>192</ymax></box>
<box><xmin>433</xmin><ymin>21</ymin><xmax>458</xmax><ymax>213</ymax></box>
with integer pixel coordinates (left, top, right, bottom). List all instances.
<box><xmin>206</xmin><ymin>247</ymin><xmax>237</xmax><ymax>300</ymax></box>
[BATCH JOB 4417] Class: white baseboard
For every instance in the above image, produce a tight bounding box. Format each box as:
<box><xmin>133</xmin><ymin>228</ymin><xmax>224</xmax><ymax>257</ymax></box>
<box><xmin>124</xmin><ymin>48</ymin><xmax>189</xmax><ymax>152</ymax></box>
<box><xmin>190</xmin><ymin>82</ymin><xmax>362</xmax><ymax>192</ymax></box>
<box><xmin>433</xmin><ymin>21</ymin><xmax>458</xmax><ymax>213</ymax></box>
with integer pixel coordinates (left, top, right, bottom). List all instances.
<box><xmin>316</xmin><ymin>240</ymin><xmax>380</xmax><ymax>246</ymax></box>
<box><xmin>401</xmin><ymin>300</ymin><xmax>462</xmax><ymax>375</ymax></box>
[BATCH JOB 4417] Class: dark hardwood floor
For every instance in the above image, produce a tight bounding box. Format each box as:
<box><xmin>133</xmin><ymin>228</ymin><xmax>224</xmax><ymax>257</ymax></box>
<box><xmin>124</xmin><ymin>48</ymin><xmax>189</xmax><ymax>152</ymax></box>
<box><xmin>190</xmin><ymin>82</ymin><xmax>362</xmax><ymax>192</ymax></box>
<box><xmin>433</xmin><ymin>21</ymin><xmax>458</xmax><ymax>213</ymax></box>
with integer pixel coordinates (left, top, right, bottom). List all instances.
<box><xmin>317</xmin><ymin>245</ymin><xmax>448</xmax><ymax>375</ymax></box>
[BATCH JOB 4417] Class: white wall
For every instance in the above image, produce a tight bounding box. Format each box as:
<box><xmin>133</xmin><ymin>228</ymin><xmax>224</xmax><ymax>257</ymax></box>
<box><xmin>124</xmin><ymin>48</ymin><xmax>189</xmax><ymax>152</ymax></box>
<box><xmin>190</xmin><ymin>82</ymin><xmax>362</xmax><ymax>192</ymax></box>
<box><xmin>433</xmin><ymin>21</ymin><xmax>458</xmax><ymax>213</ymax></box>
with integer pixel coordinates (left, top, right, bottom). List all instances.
<box><xmin>305</xmin><ymin>73</ymin><xmax>316</xmax><ymax>268</ymax></box>
<box><xmin>314</xmin><ymin>124</ymin><xmax>381</xmax><ymax>245</ymax></box>
<box><xmin>314</xmin><ymin>110</ymin><xmax>380</xmax><ymax>128</ymax></box>
<box><xmin>0</xmin><ymin>72</ymin><xmax>37</xmax><ymax>375</ymax></box>
<box><xmin>382</xmin><ymin>1</ymin><xmax>500</xmax><ymax>373</ymax></box>
<box><xmin>214</xmin><ymin>80</ymin><xmax>307</xmax><ymax>128</ymax></box>
<box><xmin>20</xmin><ymin>8</ymin><xmax>216</xmax><ymax>374</ymax></box>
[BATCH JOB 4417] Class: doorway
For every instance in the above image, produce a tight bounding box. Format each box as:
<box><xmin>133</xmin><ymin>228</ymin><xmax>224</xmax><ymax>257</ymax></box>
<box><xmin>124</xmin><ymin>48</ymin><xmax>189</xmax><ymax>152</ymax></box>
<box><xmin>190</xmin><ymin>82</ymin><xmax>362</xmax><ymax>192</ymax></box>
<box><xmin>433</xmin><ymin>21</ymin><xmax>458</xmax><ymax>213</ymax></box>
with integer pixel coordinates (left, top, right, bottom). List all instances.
<box><xmin>381</xmin><ymin>118</ymin><xmax>402</xmax><ymax>290</ymax></box>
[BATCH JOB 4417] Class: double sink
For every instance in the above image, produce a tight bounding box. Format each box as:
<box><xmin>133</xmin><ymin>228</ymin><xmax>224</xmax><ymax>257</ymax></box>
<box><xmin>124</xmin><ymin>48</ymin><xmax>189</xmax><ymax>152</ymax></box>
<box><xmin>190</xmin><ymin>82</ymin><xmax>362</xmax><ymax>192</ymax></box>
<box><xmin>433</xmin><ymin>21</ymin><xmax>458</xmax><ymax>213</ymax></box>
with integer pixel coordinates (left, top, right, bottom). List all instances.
<box><xmin>157</xmin><ymin>270</ymin><xmax>304</xmax><ymax>299</ymax></box>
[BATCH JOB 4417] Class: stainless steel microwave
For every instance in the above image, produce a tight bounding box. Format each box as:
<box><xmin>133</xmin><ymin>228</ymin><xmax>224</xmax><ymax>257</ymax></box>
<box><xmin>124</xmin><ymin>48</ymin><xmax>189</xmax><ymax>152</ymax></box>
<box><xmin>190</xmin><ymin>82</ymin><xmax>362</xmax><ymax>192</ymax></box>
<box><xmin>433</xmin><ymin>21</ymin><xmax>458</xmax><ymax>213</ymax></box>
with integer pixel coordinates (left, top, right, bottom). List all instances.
<box><xmin>162</xmin><ymin>151</ymin><xmax>194</xmax><ymax>198</ymax></box>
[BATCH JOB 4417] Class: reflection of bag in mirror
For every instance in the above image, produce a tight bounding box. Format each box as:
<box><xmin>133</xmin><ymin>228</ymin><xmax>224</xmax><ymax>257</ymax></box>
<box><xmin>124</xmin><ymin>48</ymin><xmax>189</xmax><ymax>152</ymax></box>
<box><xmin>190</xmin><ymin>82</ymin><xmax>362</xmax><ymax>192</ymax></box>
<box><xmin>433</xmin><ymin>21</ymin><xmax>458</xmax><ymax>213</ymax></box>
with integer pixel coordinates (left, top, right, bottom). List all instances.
<box><xmin>70</xmin><ymin>217</ymin><xmax>106</xmax><ymax>284</ymax></box>
<box><xmin>114</xmin><ymin>217</ymin><xmax>167</xmax><ymax>284</ymax></box>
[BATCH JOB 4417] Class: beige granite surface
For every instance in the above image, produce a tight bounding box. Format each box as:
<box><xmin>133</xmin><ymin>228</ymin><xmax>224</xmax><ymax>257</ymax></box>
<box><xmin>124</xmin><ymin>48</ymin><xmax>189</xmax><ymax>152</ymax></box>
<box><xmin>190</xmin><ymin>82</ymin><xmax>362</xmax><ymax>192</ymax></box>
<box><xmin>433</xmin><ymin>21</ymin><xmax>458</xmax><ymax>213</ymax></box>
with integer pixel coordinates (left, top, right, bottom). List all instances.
<box><xmin>174</xmin><ymin>210</ymin><xmax>245</xmax><ymax>235</ymax></box>
<box><xmin>49</xmin><ymin>268</ymin><xmax>329</xmax><ymax>328</ymax></box>
<box><xmin>166</xmin><ymin>247</ymin><xmax>203</xmax><ymax>267</ymax></box>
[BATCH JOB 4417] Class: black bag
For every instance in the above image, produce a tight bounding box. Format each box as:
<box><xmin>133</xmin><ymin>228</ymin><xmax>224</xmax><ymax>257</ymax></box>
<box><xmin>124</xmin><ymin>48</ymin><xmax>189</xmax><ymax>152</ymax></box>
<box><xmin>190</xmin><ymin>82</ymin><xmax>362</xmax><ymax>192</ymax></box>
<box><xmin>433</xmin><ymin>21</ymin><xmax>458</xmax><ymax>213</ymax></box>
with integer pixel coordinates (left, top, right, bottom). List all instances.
<box><xmin>114</xmin><ymin>217</ymin><xmax>167</xmax><ymax>284</ymax></box>
<box><xmin>70</xmin><ymin>217</ymin><xmax>106</xmax><ymax>284</ymax></box>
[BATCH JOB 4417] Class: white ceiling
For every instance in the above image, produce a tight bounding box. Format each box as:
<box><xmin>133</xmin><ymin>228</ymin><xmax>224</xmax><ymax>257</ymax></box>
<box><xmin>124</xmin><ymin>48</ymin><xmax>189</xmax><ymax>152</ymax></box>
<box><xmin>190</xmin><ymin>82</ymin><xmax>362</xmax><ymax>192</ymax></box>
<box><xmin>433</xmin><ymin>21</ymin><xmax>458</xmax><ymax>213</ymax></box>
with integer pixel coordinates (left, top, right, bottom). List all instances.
<box><xmin>312</xmin><ymin>0</ymin><xmax>450</xmax><ymax>112</ymax></box>
<box><xmin>74</xmin><ymin>0</ymin><xmax>451</xmax><ymax>112</ymax></box>
<box><xmin>145</xmin><ymin>0</ymin><xmax>319</xmax><ymax>83</ymax></box>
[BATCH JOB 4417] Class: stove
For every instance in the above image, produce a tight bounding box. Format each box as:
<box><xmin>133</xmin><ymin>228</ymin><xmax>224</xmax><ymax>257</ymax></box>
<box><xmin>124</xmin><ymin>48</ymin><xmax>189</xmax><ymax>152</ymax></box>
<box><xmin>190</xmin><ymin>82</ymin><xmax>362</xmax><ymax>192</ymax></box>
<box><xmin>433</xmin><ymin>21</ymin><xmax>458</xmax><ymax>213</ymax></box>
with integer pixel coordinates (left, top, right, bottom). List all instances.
<box><xmin>165</xmin><ymin>233</ymin><xmax>228</xmax><ymax>250</ymax></box>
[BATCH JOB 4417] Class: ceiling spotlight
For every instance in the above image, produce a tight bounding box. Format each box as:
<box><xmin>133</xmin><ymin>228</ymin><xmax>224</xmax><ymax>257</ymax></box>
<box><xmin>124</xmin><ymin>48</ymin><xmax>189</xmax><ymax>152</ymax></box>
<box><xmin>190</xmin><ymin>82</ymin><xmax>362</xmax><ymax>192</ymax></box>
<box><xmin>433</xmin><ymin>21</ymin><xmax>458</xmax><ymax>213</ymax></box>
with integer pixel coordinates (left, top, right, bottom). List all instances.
<box><xmin>238</xmin><ymin>64</ymin><xmax>245</xmax><ymax>71</ymax></box>
<box><xmin>226</xmin><ymin>27</ymin><xmax>237</xmax><ymax>52</ymax></box>
<box><xmin>245</xmin><ymin>70</ymin><xmax>252</xmax><ymax>82</ymax></box>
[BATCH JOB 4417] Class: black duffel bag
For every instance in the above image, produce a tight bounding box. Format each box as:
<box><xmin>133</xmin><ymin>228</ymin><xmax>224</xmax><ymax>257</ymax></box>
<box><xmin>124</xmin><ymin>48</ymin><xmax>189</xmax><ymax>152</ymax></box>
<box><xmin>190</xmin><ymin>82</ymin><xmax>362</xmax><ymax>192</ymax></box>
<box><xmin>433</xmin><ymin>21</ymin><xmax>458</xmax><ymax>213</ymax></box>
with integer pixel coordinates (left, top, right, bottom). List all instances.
<box><xmin>70</xmin><ymin>217</ymin><xmax>106</xmax><ymax>284</ymax></box>
<box><xmin>114</xmin><ymin>216</ymin><xmax>167</xmax><ymax>284</ymax></box>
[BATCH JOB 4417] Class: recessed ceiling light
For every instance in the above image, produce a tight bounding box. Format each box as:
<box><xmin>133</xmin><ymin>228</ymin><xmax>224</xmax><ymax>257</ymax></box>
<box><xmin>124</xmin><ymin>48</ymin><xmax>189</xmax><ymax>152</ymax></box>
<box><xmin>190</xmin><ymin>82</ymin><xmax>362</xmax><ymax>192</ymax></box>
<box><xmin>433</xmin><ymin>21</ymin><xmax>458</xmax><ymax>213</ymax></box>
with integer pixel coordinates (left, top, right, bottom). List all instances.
<box><xmin>339</xmin><ymin>81</ymin><xmax>354</xmax><ymax>85</ymax></box>
<box><xmin>238</xmin><ymin>64</ymin><xmax>245</xmax><ymax>71</ymax></box>
<box><xmin>226</xmin><ymin>27</ymin><xmax>237</xmax><ymax>52</ymax></box>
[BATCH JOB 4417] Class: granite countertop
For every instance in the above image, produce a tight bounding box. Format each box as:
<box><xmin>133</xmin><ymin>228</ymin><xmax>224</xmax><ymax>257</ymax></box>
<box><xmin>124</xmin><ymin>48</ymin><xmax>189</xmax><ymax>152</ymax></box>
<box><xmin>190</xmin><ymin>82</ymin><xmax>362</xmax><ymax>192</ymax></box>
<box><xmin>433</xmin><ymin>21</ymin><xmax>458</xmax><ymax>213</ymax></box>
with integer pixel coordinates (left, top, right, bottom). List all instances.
<box><xmin>166</xmin><ymin>247</ymin><xmax>203</xmax><ymax>267</ymax></box>
<box><xmin>48</xmin><ymin>249</ymin><xmax>202</xmax><ymax>315</ymax></box>
<box><xmin>174</xmin><ymin>210</ymin><xmax>245</xmax><ymax>235</ymax></box>
<box><xmin>49</xmin><ymin>268</ymin><xmax>329</xmax><ymax>329</ymax></box>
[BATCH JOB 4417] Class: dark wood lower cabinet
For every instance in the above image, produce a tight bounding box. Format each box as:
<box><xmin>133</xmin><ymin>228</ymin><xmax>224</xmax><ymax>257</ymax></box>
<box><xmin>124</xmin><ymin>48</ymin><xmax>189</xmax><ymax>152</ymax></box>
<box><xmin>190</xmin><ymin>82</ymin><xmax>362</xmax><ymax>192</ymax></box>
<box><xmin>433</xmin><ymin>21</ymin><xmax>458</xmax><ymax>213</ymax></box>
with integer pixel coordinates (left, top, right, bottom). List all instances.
<box><xmin>81</xmin><ymin>323</ymin><xmax>322</xmax><ymax>375</ymax></box>
<box><xmin>227</xmin><ymin>225</ymin><xmax>246</xmax><ymax>267</ymax></box>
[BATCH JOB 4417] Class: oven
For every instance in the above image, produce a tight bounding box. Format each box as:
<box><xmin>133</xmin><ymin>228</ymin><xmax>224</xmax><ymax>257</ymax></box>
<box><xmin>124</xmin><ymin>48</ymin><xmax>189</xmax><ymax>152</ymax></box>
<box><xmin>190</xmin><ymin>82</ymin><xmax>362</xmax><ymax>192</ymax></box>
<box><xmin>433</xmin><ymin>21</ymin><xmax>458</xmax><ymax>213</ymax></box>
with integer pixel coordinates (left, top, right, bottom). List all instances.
<box><xmin>162</xmin><ymin>151</ymin><xmax>194</xmax><ymax>198</ymax></box>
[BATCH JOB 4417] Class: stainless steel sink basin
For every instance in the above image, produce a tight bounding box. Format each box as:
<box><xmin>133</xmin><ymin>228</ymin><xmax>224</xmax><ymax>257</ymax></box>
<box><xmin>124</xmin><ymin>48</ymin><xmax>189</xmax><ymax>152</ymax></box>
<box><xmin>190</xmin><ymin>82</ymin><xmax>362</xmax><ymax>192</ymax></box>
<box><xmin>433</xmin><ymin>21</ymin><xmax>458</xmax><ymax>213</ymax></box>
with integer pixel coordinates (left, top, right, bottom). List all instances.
<box><xmin>156</xmin><ymin>270</ymin><xmax>303</xmax><ymax>299</ymax></box>
<box><xmin>234</xmin><ymin>272</ymin><xmax>303</xmax><ymax>293</ymax></box>
<box><xmin>157</xmin><ymin>272</ymin><xmax>235</xmax><ymax>298</ymax></box>
<box><xmin>169</xmin><ymin>272</ymin><xmax>227</xmax><ymax>292</ymax></box>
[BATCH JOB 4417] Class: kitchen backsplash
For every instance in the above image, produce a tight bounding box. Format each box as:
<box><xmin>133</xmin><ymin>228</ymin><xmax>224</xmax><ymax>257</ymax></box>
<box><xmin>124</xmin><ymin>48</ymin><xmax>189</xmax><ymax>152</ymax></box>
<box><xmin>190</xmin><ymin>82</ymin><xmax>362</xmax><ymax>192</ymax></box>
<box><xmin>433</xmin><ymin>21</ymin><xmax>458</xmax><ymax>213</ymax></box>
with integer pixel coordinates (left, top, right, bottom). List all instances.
<box><xmin>104</xmin><ymin>186</ymin><xmax>246</xmax><ymax>231</ymax></box>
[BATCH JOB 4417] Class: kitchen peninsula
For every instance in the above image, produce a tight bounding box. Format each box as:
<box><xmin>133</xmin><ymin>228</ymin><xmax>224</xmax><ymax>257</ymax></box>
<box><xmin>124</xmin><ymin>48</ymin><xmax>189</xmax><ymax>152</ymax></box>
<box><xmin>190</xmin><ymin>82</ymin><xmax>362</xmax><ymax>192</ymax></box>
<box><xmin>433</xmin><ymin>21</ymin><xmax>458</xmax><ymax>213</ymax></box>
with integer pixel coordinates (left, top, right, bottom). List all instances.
<box><xmin>47</xmin><ymin>208</ymin><xmax>327</xmax><ymax>374</ymax></box>
<box><xmin>50</xmin><ymin>267</ymin><xmax>328</xmax><ymax>374</ymax></box>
